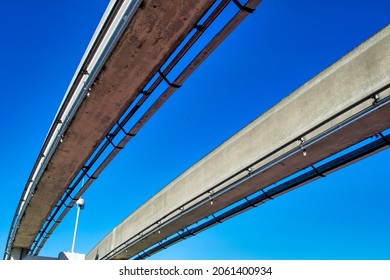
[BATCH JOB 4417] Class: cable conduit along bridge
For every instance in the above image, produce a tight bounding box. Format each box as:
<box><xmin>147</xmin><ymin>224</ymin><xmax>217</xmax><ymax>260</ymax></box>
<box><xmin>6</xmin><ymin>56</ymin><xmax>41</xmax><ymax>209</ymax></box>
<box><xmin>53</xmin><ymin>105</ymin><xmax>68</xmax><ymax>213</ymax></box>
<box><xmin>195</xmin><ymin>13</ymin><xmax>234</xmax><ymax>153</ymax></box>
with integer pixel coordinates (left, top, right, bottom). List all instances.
<box><xmin>4</xmin><ymin>0</ymin><xmax>390</xmax><ymax>260</ymax></box>
<box><xmin>86</xmin><ymin>24</ymin><xmax>390</xmax><ymax>260</ymax></box>
<box><xmin>4</xmin><ymin>0</ymin><xmax>263</xmax><ymax>260</ymax></box>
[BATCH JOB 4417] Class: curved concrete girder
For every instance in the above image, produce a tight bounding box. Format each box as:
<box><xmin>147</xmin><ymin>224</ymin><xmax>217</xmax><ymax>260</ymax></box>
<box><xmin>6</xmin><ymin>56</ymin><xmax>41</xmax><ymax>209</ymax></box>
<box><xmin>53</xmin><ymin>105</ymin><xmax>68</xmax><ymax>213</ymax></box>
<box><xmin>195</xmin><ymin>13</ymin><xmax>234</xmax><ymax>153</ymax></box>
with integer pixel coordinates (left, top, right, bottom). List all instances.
<box><xmin>87</xmin><ymin>25</ymin><xmax>390</xmax><ymax>260</ymax></box>
<box><xmin>12</xmin><ymin>0</ymin><xmax>216</xmax><ymax>252</ymax></box>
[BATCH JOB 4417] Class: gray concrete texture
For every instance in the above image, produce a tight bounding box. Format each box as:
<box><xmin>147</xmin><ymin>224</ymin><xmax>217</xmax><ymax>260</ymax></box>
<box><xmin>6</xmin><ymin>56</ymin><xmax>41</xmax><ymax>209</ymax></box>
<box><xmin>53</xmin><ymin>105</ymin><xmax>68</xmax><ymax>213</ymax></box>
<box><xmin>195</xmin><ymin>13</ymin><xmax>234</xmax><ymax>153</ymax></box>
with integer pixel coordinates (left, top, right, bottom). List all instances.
<box><xmin>12</xmin><ymin>0</ymin><xmax>216</xmax><ymax>252</ymax></box>
<box><xmin>86</xmin><ymin>24</ymin><xmax>390</xmax><ymax>259</ymax></box>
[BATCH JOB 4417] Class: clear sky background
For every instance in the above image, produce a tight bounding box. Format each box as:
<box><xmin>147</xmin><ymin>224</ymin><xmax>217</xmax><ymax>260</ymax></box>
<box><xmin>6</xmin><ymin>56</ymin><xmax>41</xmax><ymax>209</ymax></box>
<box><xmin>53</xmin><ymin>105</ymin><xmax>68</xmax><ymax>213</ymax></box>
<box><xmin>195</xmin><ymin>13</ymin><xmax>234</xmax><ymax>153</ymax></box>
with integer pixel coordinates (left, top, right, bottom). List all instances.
<box><xmin>0</xmin><ymin>0</ymin><xmax>389</xmax><ymax>260</ymax></box>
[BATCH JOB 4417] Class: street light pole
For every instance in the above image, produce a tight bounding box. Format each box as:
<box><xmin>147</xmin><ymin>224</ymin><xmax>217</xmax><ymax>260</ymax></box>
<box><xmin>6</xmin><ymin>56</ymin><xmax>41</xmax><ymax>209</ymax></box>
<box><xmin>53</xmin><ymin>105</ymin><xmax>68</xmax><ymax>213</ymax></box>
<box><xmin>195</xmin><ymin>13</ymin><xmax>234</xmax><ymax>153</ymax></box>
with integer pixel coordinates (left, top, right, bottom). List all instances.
<box><xmin>71</xmin><ymin>197</ymin><xmax>84</xmax><ymax>253</ymax></box>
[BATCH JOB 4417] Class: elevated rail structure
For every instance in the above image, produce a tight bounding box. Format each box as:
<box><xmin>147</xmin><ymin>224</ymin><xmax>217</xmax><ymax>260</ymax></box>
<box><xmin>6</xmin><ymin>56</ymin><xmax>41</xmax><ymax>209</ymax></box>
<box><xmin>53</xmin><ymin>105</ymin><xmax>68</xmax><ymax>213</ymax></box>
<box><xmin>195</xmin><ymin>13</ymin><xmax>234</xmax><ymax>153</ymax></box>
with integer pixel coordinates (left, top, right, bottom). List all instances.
<box><xmin>86</xmin><ymin>24</ymin><xmax>390</xmax><ymax>260</ymax></box>
<box><xmin>133</xmin><ymin>131</ymin><xmax>390</xmax><ymax>260</ymax></box>
<box><xmin>5</xmin><ymin>0</ymin><xmax>263</xmax><ymax>260</ymax></box>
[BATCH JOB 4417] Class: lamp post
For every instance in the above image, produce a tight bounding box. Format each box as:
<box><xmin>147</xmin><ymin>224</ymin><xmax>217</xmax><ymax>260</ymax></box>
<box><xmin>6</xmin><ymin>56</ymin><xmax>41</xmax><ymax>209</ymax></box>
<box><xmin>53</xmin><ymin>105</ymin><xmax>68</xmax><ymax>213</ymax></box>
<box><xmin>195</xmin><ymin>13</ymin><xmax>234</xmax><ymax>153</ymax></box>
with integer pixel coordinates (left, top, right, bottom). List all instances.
<box><xmin>71</xmin><ymin>197</ymin><xmax>84</xmax><ymax>253</ymax></box>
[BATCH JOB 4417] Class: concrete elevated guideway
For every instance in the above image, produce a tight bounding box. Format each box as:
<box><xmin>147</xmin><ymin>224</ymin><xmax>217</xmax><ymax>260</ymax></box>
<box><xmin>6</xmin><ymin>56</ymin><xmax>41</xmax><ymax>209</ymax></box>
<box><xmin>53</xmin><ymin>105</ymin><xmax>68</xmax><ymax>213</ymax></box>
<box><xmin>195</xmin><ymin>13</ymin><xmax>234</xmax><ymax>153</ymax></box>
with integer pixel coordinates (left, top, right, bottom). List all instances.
<box><xmin>6</xmin><ymin>0</ymin><xmax>264</xmax><ymax>260</ymax></box>
<box><xmin>86</xmin><ymin>25</ymin><xmax>390</xmax><ymax>260</ymax></box>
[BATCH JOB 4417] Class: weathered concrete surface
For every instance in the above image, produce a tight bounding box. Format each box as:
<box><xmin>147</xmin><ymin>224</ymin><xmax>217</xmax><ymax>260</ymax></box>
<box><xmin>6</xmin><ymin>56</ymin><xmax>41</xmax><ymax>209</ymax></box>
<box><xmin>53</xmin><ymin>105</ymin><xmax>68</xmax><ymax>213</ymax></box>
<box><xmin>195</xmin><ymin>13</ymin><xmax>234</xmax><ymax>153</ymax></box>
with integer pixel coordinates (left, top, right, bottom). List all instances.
<box><xmin>86</xmin><ymin>25</ymin><xmax>390</xmax><ymax>260</ymax></box>
<box><xmin>13</xmin><ymin>0</ymin><xmax>216</xmax><ymax>251</ymax></box>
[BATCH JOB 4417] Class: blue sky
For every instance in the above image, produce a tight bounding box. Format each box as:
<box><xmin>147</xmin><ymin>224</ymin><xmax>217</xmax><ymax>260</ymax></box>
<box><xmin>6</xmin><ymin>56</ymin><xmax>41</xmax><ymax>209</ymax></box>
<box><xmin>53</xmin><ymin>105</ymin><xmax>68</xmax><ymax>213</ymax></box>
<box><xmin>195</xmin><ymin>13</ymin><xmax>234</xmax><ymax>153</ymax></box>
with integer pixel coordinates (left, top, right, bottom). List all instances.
<box><xmin>0</xmin><ymin>0</ymin><xmax>389</xmax><ymax>260</ymax></box>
